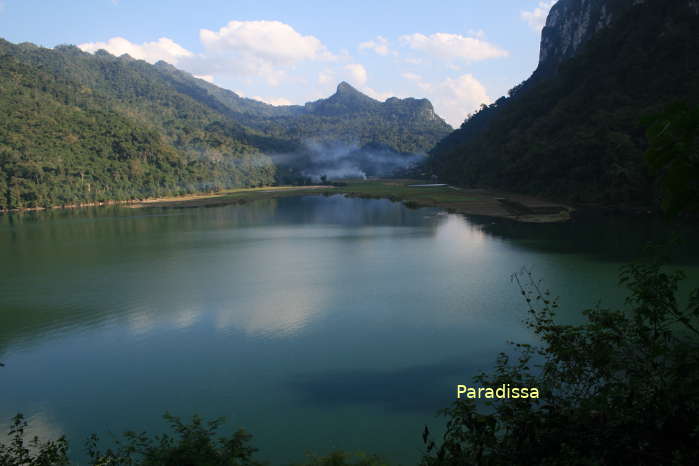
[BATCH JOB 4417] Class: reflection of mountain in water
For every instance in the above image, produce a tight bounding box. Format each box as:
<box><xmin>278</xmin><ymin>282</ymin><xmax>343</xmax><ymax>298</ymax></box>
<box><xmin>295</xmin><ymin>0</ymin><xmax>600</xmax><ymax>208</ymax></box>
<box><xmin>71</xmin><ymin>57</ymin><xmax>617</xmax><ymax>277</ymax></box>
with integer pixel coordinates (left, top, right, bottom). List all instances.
<box><xmin>469</xmin><ymin>215</ymin><xmax>699</xmax><ymax>265</ymax></box>
<box><xmin>3</xmin><ymin>196</ymin><xmax>698</xmax><ymax>357</ymax></box>
<box><xmin>0</xmin><ymin>196</ymin><xmax>439</xmax><ymax>353</ymax></box>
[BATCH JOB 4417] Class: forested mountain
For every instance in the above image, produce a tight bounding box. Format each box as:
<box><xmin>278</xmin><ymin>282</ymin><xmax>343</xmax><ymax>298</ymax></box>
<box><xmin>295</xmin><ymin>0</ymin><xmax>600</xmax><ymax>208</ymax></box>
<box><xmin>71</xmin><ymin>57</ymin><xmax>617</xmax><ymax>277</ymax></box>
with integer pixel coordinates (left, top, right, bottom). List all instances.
<box><xmin>429</xmin><ymin>0</ymin><xmax>699</xmax><ymax>206</ymax></box>
<box><xmin>0</xmin><ymin>40</ymin><xmax>278</xmax><ymax>210</ymax></box>
<box><xmin>0</xmin><ymin>39</ymin><xmax>450</xmax><ymax>210</ymax></box>
<box><xmin>153</xmin><ymin>63</ymin><xmax>451</xmax><ymax>152</ymax></box>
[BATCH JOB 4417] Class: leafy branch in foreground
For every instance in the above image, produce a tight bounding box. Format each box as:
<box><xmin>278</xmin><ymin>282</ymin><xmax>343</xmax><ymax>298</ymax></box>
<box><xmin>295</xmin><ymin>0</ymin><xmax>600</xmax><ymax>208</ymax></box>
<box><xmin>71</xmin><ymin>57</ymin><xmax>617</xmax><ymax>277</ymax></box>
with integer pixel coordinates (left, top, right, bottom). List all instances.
<box><xmin>0</xmin><ymin>414</ymin><xmax>70</xmax><ymax>465</ymax></box>
<box><xmin>423</xmin><ymin>257</ymin><xmax>699</xmax><ymax>466</ymax></box>
<box><xmin>85</xmin><ymin>413</ymin><xmax>263</xmax><ymax>466</ymax></box>
<box><xmin>644</xmin><ymin>102</ymin><xmax>699</xmax><ymax>216</ymax></box>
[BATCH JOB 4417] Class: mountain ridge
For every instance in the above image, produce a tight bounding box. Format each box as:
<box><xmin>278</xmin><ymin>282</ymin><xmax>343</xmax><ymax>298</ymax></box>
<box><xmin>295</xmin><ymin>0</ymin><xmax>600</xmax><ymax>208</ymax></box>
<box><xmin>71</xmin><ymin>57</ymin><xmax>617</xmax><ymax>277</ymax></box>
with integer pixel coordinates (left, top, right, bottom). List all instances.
<box><xmin>0</xmin><ymin>38</ymin><xmax>451</xmax><ymax>210</ymax></box>
<box><xmin>429</xmin><ymin>0</ymin><xmax>699</xmax><ymax>206</ymax></box>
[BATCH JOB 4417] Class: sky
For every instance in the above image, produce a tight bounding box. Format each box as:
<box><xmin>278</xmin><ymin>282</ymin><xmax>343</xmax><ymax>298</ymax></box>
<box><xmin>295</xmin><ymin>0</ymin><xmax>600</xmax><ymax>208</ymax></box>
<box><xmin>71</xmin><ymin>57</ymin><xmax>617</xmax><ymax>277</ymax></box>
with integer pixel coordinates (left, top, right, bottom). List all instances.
<box><xmin>0</xmin><ymin>0</ymin><xmax>558</xmax><ymax>127</ymax></box>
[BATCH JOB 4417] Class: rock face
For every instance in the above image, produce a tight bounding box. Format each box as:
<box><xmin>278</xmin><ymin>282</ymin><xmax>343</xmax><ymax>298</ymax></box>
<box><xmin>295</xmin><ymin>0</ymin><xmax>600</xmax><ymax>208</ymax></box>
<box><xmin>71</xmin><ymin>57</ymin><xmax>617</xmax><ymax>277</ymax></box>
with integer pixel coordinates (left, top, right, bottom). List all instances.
<box><xmin>429</xmin><ymin>0</ymin><xmax>699</xmax><ymax>206</ymax></box>
<box><xmin>303</xmin><ymin>81</ymin><xmax>443</xmax><ymax>123</ymax></box>
<box><xmin>303</xmin><ymin>81</ymin><xmax>381</xmax><ymax>116</ymax></box>
<box><xmin>538</xmin><ymin>0</ymin><xmax>634</xmax><ymax>73</ymax></box>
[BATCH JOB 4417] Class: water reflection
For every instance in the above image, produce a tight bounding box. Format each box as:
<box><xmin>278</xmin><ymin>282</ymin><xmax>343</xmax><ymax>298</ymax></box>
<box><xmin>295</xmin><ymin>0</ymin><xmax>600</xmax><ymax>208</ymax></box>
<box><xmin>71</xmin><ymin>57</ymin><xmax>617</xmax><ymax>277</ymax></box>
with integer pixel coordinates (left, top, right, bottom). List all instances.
<box><xmin>0</xmin><ymin>196</ymin><xmax>442</xmax><ymax>352</ymax></box>
<box><xmin>292</xmin><ymin>360</ymin><xmax>478</xmax><ymax>412</ymax></box>
<box><xmin>2</xmin><ymin>195</ymin><xmax>698</xmax><ymax>465</ymax></box>
<box><xmin>470</xmin><ymin>214</ymin><xmax>699</xmax><ymax>264</ymax></box>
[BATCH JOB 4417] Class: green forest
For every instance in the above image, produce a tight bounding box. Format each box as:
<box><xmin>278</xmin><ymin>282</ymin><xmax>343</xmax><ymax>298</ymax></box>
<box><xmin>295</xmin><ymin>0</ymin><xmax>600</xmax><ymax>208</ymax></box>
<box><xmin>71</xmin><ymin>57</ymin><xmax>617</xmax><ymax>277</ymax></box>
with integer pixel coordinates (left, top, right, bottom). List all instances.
<box><xmin>0</xmin><ymin>40</ymin><xmax>450</xmax><ymax>211</ymax></box>
<box><xmin>429</xmin><ymin>0</ymin><xmax>699</xmax><ymax>208</ymax></box>
<box><xmin>0</xmin><ymin>41</ymin><xmax>276</xmax><ymax>210</ymax></box>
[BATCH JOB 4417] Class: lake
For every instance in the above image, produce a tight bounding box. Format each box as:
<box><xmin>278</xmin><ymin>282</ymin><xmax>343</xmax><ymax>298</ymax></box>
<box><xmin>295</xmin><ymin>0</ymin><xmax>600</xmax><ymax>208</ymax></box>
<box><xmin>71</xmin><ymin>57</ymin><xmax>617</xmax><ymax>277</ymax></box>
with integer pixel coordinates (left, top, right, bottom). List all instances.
<box><xmin>1</xmin><ymin>195</ymin><xmax>698</xmax><ymax>464</ymax></box>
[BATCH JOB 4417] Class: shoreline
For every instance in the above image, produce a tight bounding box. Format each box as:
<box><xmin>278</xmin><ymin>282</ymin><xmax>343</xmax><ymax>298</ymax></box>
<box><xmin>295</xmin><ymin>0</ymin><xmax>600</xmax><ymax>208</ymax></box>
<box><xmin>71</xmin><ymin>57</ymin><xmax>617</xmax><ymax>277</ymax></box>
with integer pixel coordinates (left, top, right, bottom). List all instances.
<box><xmin>1</xmin><ymin>180</ymin><xmax>573</xmax><ymax>223</ymax></box>
<box><xmin>127</xmin><ymin>179</ymin><xmax>573</xmax><ymax>223</ymax></box>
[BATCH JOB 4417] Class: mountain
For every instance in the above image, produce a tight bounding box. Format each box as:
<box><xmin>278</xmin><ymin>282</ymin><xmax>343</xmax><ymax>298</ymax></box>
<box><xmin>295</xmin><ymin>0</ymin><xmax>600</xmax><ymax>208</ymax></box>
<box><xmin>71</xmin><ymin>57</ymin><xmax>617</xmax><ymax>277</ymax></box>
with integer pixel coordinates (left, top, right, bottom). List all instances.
<box><xmin>538</xmin><ymin>0</ymin><xmax>629</xmax><ymax>74</ymax></box>
<box><xmin>152</xmin><ymin>61</ymin><xmax>452</xmax><ymax>153</ymax></box>
<box><xmin>429</xmin><ymin>0</ymin><xmax>699</xmax><ymax>207</ymax></box>
<box><xmin>0</xmin><ymin>39</ymin><xmax>450</xmax><ymax>210</ymax></box>
<box><xmin>0</xmin><ymin>40</ymin><xmax>278</xmax><ymax>211</ymax></box>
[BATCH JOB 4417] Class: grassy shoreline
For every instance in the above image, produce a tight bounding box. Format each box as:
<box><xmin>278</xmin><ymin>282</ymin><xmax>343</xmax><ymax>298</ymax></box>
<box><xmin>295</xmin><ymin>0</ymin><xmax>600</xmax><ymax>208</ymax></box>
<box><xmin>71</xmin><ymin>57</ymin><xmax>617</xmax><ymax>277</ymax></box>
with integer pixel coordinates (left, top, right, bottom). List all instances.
<box><xmin>127</xmin><ymin>179</ymin><xmax>573</xmax><ymax>223</ymax></box>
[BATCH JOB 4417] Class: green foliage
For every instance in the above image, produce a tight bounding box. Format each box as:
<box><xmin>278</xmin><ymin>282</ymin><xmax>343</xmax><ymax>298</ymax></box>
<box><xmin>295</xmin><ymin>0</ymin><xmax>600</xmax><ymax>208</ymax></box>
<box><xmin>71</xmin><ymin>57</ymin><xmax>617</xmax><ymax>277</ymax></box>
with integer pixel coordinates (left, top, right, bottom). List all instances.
<box><xmin>429</xmin><ymin>1</ymin><xmax>699</xmax><ymax>207</ymax></box>
<box><xmin>0</xmin><ymin>414</ymin><xmax>70</xmax><ymax>465</ymax></box>
<box><xmin>153</xmin><ymin>70</ymin><xmax>453</xmax><ymax>156</ymax></box>
<box><xmin>292</xmin><ymin>451</ymin><xmax>390</xmax><ymax>466</ymax></box>
<box><xmin>86</xmin><ymin>413</ymin><xmax>263</xmax><ymax>466</ymax></box>
<box><xmin>422</xmin><ymin>257</ymin><xmax>699</xmax><ymax>465</ymax></box>
<box><xmin>0</xmin><ymin>40</ymin><xmax>277</xmax><ymax>211</ymax></box>
<box><xmin>0</xmin><ymin>413</ymin><xmax>391</xmax><ymax>466</ymax></box>
<box><xmin>644</xmin><ymin>102</ymin><xmax>699</xmax><ymax>215</ymax></box>
<box><xmin>0</xmin><ymin>39</ymin><xmax>449</xmax><ymax>209</ymax></box>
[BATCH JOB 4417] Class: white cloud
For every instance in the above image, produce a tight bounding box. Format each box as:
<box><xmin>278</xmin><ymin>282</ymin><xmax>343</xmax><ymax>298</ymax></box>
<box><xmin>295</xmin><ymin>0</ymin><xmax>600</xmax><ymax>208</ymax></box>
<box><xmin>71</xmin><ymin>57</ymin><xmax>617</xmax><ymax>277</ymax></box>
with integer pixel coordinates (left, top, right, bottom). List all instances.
<box><xmin>360</xmin><ymin>86</ymin><xmax>394</xmax><ymax>102</ymax></box>
<box><xmin>404</xmin><ymin>74</ymin><xmax>490</xmax><ymax>127</ymax></box>
<box><xmin>359</xmin><ymin>36</ymin><xmax>393</xmax><ymax>56</ymax></box>
<box><xmin>401</xmin><ymin>72</ymin><xmax>422</xmax><ymax>81</ymax></box>
<box><xmin>80</xmin><ymin>21</ymin><xmax>336</xmax><ymax>87</ymax></box>
<box><xmin>403</xmin><ymin>57</ymin><xmax>423</xmax><ymax>65</ymax></box>
<box><xmin>191</xmin><ymin>20</ymin><xmax>335</xmax><ymax>86</ymax></box>
<box><xmin>194</xmin><ymin>74</ymin><xmax>215</xmax><ymax>83</ymax></box>
<box><xmin>344</xmin><ymin>63</ymin><xmax>368</xmax><ymax>86</ymax></box>
<box><xmin>521</xmin><ymin>1</ymin><xmax>558</xmax><ymax>32</ymax></box>
<box><xmin>200</xmin><ymin>20</ymin><xmax>334</xmax><ymax>64</ymax></box>
<box><xmin>318</xmin><ymin>69</ymin><xmax>335</xmax><ymax>85</ymax></box>
<box><xmin>252</xmin><ymin>96</ymin><xmax>293</xmax><ymax>106</ymax></box>
<box><xmin>435</xmin><ymin>74</ymin><xmax>490</xmax><ymax>127</ymax></box>
<box><xmin>78</xmin><ymin>37</ymin><xmax>193</xmax><ymax>64</ymax></box>
<box><xmin>467</xmin><ymin>29</ymin><xmax>486</xmax><ymax>39</ymax></box>
<box><xmin>399</xmin><ymin>32</ymin><xmax>508</xmax><ymax>63</ymax></box>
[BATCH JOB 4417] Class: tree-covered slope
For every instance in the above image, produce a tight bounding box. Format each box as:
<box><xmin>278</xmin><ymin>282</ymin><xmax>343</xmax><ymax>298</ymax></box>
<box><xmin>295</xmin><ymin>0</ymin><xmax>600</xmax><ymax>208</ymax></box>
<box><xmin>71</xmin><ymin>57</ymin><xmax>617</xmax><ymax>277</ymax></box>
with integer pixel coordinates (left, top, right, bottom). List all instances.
<box><xmin>429</xmin><ymin>0</ymin><xmax>699</xmax><ymax>206</ymax></box>
<box><xmin>0</xmin><ymin>40</ymin><xmax>276</xmax><ymax>210</ymax></box>
<box><xmin>153</xmin><ymin>63</ymin><xmax>452</xmax><ymax>154</ymax></box>
<box><xmin>0</xmin><ymin>38</ymin><xmax>451</xmax><ymax>210</ymax></box>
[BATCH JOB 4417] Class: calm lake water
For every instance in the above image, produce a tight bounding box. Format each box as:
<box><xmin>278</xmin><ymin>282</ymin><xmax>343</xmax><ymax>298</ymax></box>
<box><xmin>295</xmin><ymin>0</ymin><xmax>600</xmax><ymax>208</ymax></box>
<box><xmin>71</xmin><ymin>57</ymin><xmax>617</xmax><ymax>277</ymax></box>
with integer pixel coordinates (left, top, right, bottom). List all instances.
<box><xmin>1</xmin><ymin>195</ymin><xmax>698</xmax><ymax>464</ymax></box>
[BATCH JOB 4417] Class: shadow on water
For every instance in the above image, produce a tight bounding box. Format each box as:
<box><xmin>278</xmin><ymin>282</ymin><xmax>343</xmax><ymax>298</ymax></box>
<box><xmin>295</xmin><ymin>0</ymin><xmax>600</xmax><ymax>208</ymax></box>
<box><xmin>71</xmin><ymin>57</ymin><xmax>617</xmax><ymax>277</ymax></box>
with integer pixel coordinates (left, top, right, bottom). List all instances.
<box><xmin>290</xmin><ymin>360</ymin><xmax>482</xmax><ymax>413</ymax></box>
<box><xmin>2</xmin><ymin>196</ymin><xmax>699</xmax><ymax>465</ymax></box>
<box><xmin>468</xmin><ymin>214</ymin><xmax>699</xmax><ymax>265</ymax></box>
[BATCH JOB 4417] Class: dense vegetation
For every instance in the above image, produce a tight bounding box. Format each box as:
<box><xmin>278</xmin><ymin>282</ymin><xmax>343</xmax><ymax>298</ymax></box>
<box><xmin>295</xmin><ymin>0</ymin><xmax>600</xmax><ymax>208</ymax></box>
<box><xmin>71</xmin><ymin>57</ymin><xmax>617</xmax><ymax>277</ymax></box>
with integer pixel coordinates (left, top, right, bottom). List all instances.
<box><xmin>429</xmin><ymin>0</ymin><xmax>699</xmax><ymax>207</ymax></box>
<box><xmin>0</xmin><ymin>40</ymin><xmax>277</xmax><ymax>211</ymax></box>
<box><xmin>422</xmin><ymin>258</ymin><xmax>699</xmax><ymax>465</ymax></box>
<box><xmin>154</xmin><ymin>67</ymin><xmax>452</xmax><ymax>155</ymax></box>
<box><xmin>0</xmin><ymin>40</ymin><xmax>450</xmax><ymax>211</ymax></box>
<box><xmin>644</xmin><ymin>102</ymin><xmax>699</xmax><ymax>215</ymax></box>
<box><xmin>0</xmin><ymin>412</ymin><xmax>387</xmax><ymax>465</ymax></box>
<box><xmin>1</xmin><ymin>114</ymin><xmax>697</xmax><ymax>463</ymax></box>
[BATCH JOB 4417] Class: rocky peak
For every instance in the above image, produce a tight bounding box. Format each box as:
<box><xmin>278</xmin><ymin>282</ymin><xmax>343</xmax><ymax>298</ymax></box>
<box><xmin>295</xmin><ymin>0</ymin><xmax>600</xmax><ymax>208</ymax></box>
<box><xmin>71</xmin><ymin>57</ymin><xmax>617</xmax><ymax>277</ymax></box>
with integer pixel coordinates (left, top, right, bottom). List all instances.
<box><xmin>304</xmin><ymin>82</ymin><xmax>379</xmax><ymax>115</ymax></box>
<box><xmin>336</xmin><ymin>81</ymin><xmax>360</xmax><ymax>95</ymax></box>
<box><xmin>538</xmin><ymin>0</ymin><xmax>699</xmax><ymax>75</ymax></box>
<box><xmin>538</xmin><ymin>0</ymin><xmax>632</xmax><ymax>73</ymax></box>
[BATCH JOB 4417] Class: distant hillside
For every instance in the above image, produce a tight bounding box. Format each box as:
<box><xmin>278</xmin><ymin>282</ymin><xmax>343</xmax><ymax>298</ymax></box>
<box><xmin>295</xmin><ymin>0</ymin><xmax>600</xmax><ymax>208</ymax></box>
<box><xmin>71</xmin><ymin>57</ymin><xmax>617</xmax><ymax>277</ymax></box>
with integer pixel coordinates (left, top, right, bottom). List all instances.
<box><xmin>0</xmin><ymin>39</ymin><xmax>451</xmax><ymax>210</ymax></box>
<box><xmin>0</xmin><ymin>39</ymin><xmax>279</xmax><ymax>210</ymax></box>
<box><xmin>153</xmin><ymin>63</ymin><xmax>452</xmax><ymax>153</ymax></box>
<box><xmin>429</xmin><ymin>0</ymin><xmax>699</xmax><ymax>206</ymax></box>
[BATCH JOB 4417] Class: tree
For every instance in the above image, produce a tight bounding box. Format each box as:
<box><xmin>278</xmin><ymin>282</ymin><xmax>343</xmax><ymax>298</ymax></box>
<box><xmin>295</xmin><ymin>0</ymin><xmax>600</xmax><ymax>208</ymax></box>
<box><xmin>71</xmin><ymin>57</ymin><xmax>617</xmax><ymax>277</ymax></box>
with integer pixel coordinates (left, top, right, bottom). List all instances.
<box><xmin>644</xmin><ymin>103</ymin><xmax>699</xmax><ymax>216</ymax></box>
<box><xmin>85</xmin><ymin>413</ymin><xmax>264</xmax><ymax>466</ymax></box>
<box><xmin>422</xmin><ymin>256</ymin><xmax>699</xmax><ymax>465</ymax></box>
<box><xmin>0</xmin><ymin>414</ymin><xmax>70</xmax><ymax>465</ymax></box>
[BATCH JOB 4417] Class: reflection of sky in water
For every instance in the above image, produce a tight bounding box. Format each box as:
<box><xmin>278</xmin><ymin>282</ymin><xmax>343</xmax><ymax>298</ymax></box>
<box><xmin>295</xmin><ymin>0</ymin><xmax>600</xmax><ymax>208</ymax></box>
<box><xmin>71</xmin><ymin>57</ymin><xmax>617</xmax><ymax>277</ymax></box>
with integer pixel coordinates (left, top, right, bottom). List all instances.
<box><xmin>2</xmin><ymin>196</ymin><xmax>699</xmax><ymax>464</ymax></box>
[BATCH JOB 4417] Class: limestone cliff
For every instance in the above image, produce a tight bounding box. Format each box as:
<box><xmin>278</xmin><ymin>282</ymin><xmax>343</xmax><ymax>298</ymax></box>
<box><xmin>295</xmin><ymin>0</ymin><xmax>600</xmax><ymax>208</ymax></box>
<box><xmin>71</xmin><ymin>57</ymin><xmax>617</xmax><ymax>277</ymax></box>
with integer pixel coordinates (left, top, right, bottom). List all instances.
<box><xmin>538</xmin><ymin>0</ymin><xmax>632</xmax><ymax>73</ymax></box>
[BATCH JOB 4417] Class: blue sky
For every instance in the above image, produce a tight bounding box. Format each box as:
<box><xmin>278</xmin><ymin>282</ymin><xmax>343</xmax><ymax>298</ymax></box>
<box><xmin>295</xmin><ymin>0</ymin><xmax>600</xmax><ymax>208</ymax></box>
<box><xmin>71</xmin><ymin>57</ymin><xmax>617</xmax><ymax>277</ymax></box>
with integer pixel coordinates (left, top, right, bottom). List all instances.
<box><xmin>0</xmin><ymin>0</ymin><xmax>557</xmax><ymax>127</ymax></box>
